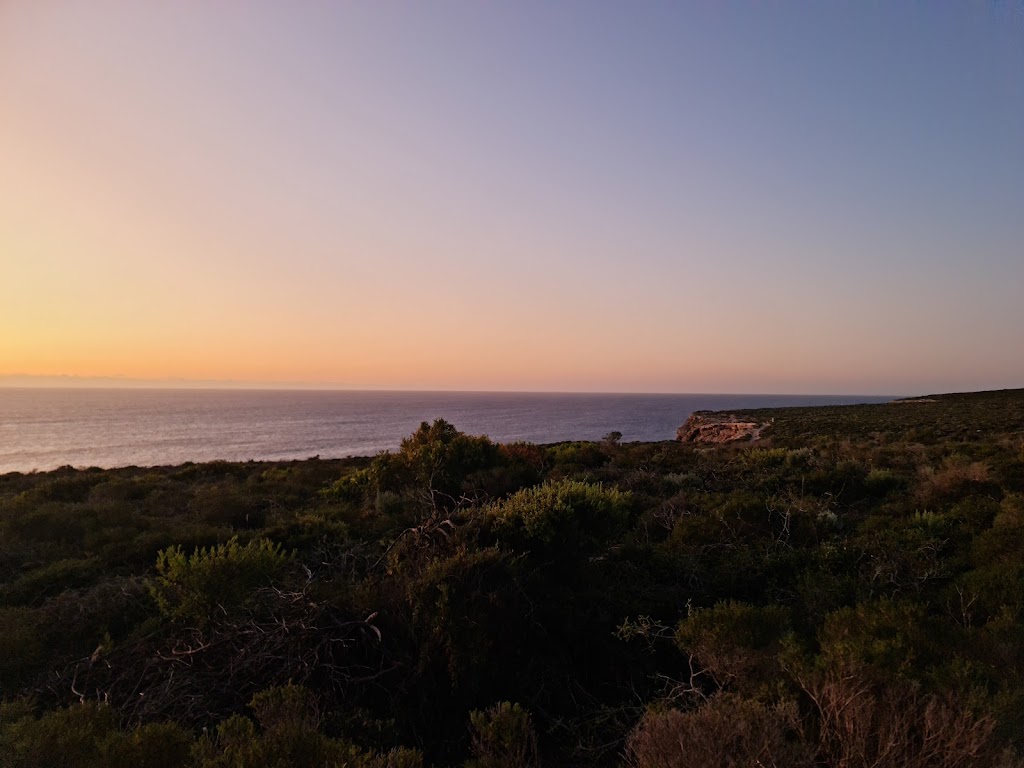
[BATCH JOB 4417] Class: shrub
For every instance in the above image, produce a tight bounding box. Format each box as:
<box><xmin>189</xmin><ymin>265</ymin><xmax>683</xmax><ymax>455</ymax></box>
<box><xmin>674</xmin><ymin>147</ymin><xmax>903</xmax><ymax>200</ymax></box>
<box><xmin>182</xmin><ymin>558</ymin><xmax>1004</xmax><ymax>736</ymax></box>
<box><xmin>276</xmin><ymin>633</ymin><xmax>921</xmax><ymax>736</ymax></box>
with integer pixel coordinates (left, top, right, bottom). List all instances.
<box><xmin>406</xmin><ymin>546</ymin><xmax>519</xmax><ymax>692</ymax></box>
<box><xmin>675</xmin><ymin>601</ymin><xmax>792</xmax><ymax>691</ymax></box>
<box><xmin>0</xmin><ymin>703</ymin><xmax>192</xmax><ymax>768</ymax></box>
<box><xmin>740</xmin><ymin>447</ymin><xmax>789</xmax><ymax>469</ymax></box>
<box><xmin>799</xmin><ymin>661</ymin><xmax>1002</xmax><ymax>768</ymax></box>
<box><xmin>546</xmin><ymin>441</ymin><xmax>609</xmax><ymax>471</ymax></box>
<box><xmin>0</xmin><ymin>607</ymin><xmax>43</xmax><ymax>695</ymax></box>
<box><xmin>916</xmin><ymin>457</ymin><xmax>995</xmax><ymax>505</ymax></box>
<box><xmin>817</xmin><ymin>600</ymin><xmax>941</xmax><ymax>679</ymax></box>
<box><xmin>150</xmin><ymin>536</ymin><xmax>292</xmax><ymax>624</ymax></box>
<box><xmin>321</xmin><ymin>468</ymin><xmax>372</xmax><ymax>504</ymax></box>
<box><xmin>14</xmin><ymin>473</ymin><xmax>100</xmax><ymax>504</ymax></box>
<box><xmin>370</xmin><ymin>420</ymin><xmax>498</xmax><ymax>511</ymax></box>
<box><xmin>31</xmin><ymin>576</ymin><xmax>152</xmax><ymax>664</ymax></box>
<box><xmin>485</xmin><ymin>480</ymin><xmax>630</xmax><ymax>556</ymax></box>
<box><xmin>625</xmin><ymin>694</ymin><xmax>812</xmax><ymax>768</ymax></box>
<box><xmin>103</xmin><ymin>722</ymin><xmax>195</xmax><ymax>768</ymax></box>
<box><xmin>192</xmin><ymin>685</ymin><xmax>423</xmax><ymax>768</ymax></box>
<box><xmin>189</xmin><ymin>481</ymin><xmax>263</xmax><ymax>528</ymax></box>
<box><xmin>0</xmin><ymin>557</ymin><xmax>104</xmax><ymax>606</ymax></box>
<box><xmin>466</xmin><ymin>702</ymin><xmax>539</xmax><ymax>768</ymax></box>
<box><xmin>865</xmin><ymin>468</ymin><xmax>906</xmax><ymax>496</ymax></box>
<box><xmin>5</xmin><ymin>503</ymin><xmax>88</xmax><ymax>548</ymax></box>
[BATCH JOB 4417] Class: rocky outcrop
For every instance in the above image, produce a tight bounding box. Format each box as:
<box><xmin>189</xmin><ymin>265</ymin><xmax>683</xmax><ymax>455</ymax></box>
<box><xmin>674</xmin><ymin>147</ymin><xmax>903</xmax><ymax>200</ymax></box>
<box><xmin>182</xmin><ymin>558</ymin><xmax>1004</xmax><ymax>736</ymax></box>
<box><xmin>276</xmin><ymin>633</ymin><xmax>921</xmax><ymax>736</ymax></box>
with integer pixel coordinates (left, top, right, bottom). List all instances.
<box><xmin>676</xmin><ymin>413</ymin><xmax>766</xmax><ymax>444</ymax></box>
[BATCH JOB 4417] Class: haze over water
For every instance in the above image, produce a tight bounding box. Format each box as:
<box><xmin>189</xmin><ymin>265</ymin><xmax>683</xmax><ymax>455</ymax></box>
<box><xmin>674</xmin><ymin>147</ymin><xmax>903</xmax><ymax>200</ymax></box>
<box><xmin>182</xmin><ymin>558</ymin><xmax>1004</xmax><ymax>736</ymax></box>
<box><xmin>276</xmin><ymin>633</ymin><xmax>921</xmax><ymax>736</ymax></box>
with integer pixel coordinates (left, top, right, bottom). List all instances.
<box><xmin>0</xmin><ymin>388</ymin><xmax>895</xmax><ymax>474</ymax></box>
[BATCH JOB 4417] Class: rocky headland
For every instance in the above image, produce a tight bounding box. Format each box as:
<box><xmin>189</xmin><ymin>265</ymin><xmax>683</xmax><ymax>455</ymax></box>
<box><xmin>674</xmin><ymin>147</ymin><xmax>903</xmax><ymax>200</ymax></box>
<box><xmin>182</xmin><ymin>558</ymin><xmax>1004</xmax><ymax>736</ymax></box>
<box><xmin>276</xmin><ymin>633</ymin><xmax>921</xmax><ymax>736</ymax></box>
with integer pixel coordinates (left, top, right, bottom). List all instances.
<box><xmin>676</xmin><ymin>412</ymin><xmax>767</xmax><ymax>443</ymax></box>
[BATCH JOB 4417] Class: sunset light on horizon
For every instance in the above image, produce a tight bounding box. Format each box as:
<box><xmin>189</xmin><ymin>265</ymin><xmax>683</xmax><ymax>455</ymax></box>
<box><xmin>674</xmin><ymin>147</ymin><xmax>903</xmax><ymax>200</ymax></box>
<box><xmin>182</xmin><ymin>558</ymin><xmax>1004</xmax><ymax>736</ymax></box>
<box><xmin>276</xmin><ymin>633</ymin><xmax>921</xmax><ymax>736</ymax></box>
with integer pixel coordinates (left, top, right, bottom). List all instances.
<box><xmin>3</xmin><ymin>2</ymin><xmax>1023</xmax><ymax>396</ymax></box>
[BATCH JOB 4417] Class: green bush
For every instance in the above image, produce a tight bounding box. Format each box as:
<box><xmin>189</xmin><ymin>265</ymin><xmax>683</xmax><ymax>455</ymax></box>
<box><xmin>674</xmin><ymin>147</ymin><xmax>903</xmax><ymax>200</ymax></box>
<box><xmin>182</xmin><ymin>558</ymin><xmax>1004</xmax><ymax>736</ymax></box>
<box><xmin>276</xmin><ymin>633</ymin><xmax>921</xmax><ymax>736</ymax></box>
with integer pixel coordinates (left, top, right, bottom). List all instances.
<box><xmin>321</xmin><ymin>468</ymin><xmax>372</xmax><ymax>504</ymax></box>
<box><xmin>864</xmin><ymin>467</ymin><xmax>906</xmax><ymax>496</ymax></box>
<box><xmin>406</xmin><ymin>546</ymin><xmax>519</xmax><ymax>692</ymax></box>
<box><xmin>1</xmin><ymin>390</ymin><xmax>1023</xmax><ymax>764</ymax></box>
<box><xmin>192</xmin><ymin>685</ymin><xmax>423</xmax><ymax>768</ymax></box>
<box><xmin>546</xmin><ymin>441</ymin><xmax>609</xmax><ymax>471</ymax></box>
<box><xmin>5</xmin><ymin>503</ymin><xmax>89</xmax><ymax>548</ymax></box>
<box><xmin>0</xmin><ymin>607</ymin><xmax>43</xmax><ymax>695</ymax></box>
<box><xmin>817</xmin><ymin>599</ymin><xmax>944</xmax><ymax>679</ymax></box>
<box><xmin>0</xmin><ymin>703</ymin><xmax>192</xmax><ymax>768</ymax></box>
<box><xmin>485</xmin><ymin>480</ymin><xmax>630</xmax><ymax>556</ymax></box>
<box><xmin>369</xmin><ymin>420</ymin><xmax>498</xmax><ymax>511</ymax></box>
<box><xmin>0</xmin><ymin>557</ymin><xmax>104</xmax><ymax>605</ymax></box>
<box><xmin>675</xmin><ymin>601</ymin><xmax>793</xmax><ymax>691</ymax></box>
<box><xmin>150</xmin><ymin>536</ymin><xmax>292</xmax><ymax>624</ymax></box>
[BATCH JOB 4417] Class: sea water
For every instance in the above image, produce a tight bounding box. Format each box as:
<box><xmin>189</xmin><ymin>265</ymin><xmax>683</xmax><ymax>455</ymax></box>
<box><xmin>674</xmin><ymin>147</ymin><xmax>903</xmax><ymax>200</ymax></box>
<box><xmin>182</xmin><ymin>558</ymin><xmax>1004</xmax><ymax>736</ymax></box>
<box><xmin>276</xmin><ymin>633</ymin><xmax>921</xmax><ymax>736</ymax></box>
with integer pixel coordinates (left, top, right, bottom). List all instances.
<box><xmin>0</xmin><ymin>388</ymin><xmax>894</xmax><ymax>473</ymax></box>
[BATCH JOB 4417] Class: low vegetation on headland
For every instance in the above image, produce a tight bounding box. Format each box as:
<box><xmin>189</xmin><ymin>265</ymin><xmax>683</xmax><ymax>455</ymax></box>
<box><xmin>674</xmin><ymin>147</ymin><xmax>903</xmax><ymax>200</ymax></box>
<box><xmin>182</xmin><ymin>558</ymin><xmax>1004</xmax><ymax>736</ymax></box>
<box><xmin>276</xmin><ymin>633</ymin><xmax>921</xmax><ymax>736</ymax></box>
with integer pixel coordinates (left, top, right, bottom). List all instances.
<box><xmin>2</xmin><ymin>389</ymin><xmax>1024</xmax><ymax>766</ymax></box>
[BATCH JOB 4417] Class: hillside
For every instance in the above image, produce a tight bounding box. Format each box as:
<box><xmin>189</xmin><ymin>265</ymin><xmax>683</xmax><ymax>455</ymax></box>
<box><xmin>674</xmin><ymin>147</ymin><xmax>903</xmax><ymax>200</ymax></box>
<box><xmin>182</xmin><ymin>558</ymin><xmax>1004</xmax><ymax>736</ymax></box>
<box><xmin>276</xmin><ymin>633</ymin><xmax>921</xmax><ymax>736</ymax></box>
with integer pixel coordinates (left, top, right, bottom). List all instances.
<box><xmin>2</xmin><ymin>389</ymin><xmax>1024</xmax><ymax>766</ymax></box>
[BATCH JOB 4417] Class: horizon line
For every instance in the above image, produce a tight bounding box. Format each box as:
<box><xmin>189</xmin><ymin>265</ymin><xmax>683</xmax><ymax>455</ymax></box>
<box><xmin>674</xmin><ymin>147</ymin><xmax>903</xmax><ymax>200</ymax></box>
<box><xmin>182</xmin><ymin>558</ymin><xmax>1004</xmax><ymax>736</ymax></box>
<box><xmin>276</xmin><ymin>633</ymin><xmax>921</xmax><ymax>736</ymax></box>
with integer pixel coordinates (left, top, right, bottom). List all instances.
<box><xmin>0</xmin><ymin>374</ymin><xmax>909</xmax><ymax>398</ymax></box>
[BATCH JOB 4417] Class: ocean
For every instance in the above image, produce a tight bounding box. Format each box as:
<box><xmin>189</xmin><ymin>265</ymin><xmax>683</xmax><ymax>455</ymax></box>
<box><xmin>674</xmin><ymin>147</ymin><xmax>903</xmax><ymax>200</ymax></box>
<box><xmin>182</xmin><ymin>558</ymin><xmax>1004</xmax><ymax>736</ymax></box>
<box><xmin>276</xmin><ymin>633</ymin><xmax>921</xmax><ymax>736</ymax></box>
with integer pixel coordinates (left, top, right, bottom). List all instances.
<box><xmin>0</xmin><ymin>388</ymin><xmax>895</xmax><ymax>474</ymax></box>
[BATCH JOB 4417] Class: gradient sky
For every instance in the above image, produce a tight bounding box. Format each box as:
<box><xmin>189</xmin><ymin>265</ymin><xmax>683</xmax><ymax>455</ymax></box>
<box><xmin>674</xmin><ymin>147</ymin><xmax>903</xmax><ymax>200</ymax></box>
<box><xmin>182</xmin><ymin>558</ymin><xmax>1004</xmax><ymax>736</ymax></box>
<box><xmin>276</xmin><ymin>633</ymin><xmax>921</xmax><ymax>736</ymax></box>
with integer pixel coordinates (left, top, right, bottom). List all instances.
<box><xmin>2</xmin><ymin>2</ymin><xmax>1022</xmax><ymax>394</ymax></box>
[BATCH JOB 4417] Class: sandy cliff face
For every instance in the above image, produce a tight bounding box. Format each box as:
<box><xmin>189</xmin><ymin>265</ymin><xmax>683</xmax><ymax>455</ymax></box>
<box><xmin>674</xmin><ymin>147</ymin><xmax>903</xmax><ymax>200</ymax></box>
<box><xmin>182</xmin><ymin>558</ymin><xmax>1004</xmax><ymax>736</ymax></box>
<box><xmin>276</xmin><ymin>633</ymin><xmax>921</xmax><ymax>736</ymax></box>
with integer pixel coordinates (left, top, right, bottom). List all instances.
<box><xmin>676</xmin><ymin>413</ymin><xmax>765</xmax><ymax>443</ymax></box>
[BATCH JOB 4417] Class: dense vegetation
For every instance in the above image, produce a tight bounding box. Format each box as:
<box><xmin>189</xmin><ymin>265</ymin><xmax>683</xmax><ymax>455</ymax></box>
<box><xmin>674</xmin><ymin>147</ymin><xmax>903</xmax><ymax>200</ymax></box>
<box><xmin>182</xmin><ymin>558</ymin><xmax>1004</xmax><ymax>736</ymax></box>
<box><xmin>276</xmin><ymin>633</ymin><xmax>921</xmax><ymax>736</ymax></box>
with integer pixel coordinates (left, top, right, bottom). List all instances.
<box><xmin>2</xmin><ymin>389</ymin><xmax>1024</xmax><ymax>766</ymax></box>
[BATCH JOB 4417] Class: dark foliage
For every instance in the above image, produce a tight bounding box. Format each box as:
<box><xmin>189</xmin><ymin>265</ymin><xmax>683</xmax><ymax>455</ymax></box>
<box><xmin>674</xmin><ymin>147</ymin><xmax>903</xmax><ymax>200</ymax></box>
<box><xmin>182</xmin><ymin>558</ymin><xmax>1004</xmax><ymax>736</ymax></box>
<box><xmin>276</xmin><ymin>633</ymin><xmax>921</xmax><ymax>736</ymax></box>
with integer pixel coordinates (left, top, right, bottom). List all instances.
<box><xmin>3</xmin><ymin>392</ymin><xmax>1024</xmax><ymax>766</ymax></box>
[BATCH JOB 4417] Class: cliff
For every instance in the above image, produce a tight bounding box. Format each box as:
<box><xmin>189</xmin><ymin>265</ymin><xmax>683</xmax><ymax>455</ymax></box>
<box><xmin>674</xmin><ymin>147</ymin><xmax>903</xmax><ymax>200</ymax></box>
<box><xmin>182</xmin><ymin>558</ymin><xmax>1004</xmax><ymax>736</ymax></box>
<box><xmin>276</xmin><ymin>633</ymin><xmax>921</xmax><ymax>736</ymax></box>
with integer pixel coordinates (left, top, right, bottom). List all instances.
<box><xmin>676</xmin><ymin>412</ymin><xmax>766</xmax><ymax>443</ymax></box>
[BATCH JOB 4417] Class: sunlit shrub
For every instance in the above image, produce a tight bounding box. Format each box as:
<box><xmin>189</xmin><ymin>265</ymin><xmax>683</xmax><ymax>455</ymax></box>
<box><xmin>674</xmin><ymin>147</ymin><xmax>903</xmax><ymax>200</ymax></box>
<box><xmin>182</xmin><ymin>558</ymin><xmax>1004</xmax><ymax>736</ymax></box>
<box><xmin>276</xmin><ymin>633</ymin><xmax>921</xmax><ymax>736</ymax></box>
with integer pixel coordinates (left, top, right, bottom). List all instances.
<box><xmin>370</xmin><ymin>420</ymin><xmax>498</xmax><ymax>510</ymax></box>
<box><xmin>485</xmin><ymin>479</ymin><xmax>630</xmax><ymax>556</ymax></box>
<box><xmin>321</xmin><ymin>468</ymin><xmax>372</xmax><ymax>504</ymax></box>
<box><xmin>150</xmin><ymin>536</ymin><xmax>292</xmax><ymax>624</ymax></box>
<box><xmin>864</xmin><ymin>467</ymin><xmax>906</xmax><ymax>496</ymax></box>
<box><xmin>663</xmin><ymin>472</ymin><xmax>699</xmax><ymax>489</ymax></box>
<box><xmin>739</xmin><ymin>447</ymin><xmax>789</xmax><ymax>469</ymax></box>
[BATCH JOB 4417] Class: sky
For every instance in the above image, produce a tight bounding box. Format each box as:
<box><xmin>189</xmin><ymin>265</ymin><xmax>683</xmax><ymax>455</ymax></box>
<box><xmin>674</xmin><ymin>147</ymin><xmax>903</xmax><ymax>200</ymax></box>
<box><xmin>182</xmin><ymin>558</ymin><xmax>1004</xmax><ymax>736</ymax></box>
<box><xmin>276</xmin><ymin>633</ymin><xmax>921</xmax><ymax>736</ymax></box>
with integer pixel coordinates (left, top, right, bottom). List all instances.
<box><xmin>2</xmin><ymin>2</ymin><xmax>1022</xmax><ymax>395</ymax></box>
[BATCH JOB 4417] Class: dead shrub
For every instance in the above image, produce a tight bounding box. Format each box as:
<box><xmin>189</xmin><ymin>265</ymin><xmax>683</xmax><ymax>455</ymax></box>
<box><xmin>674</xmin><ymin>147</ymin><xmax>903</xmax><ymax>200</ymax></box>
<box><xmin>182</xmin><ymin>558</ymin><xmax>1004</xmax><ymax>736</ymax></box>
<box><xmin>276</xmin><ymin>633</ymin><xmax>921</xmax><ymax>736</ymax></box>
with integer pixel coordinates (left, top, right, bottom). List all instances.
<box><xmin>466</xmin><ymin>702</ymin><xmax>539</xmax><ymax>768</ymax></box>
<box><xmin>802</xmin><ymin>662</ymin><xmax>1000</xmax><ymax>768</ymax></box>
<box><xmin>916</xmin><ymin>457</ymin><xmax>991</xmax><ymax>505</ymax></box>
<box><xmin>625</xmin><ymin>694</ymin><xmax>813</xmax><ymax>768</ymax></box>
